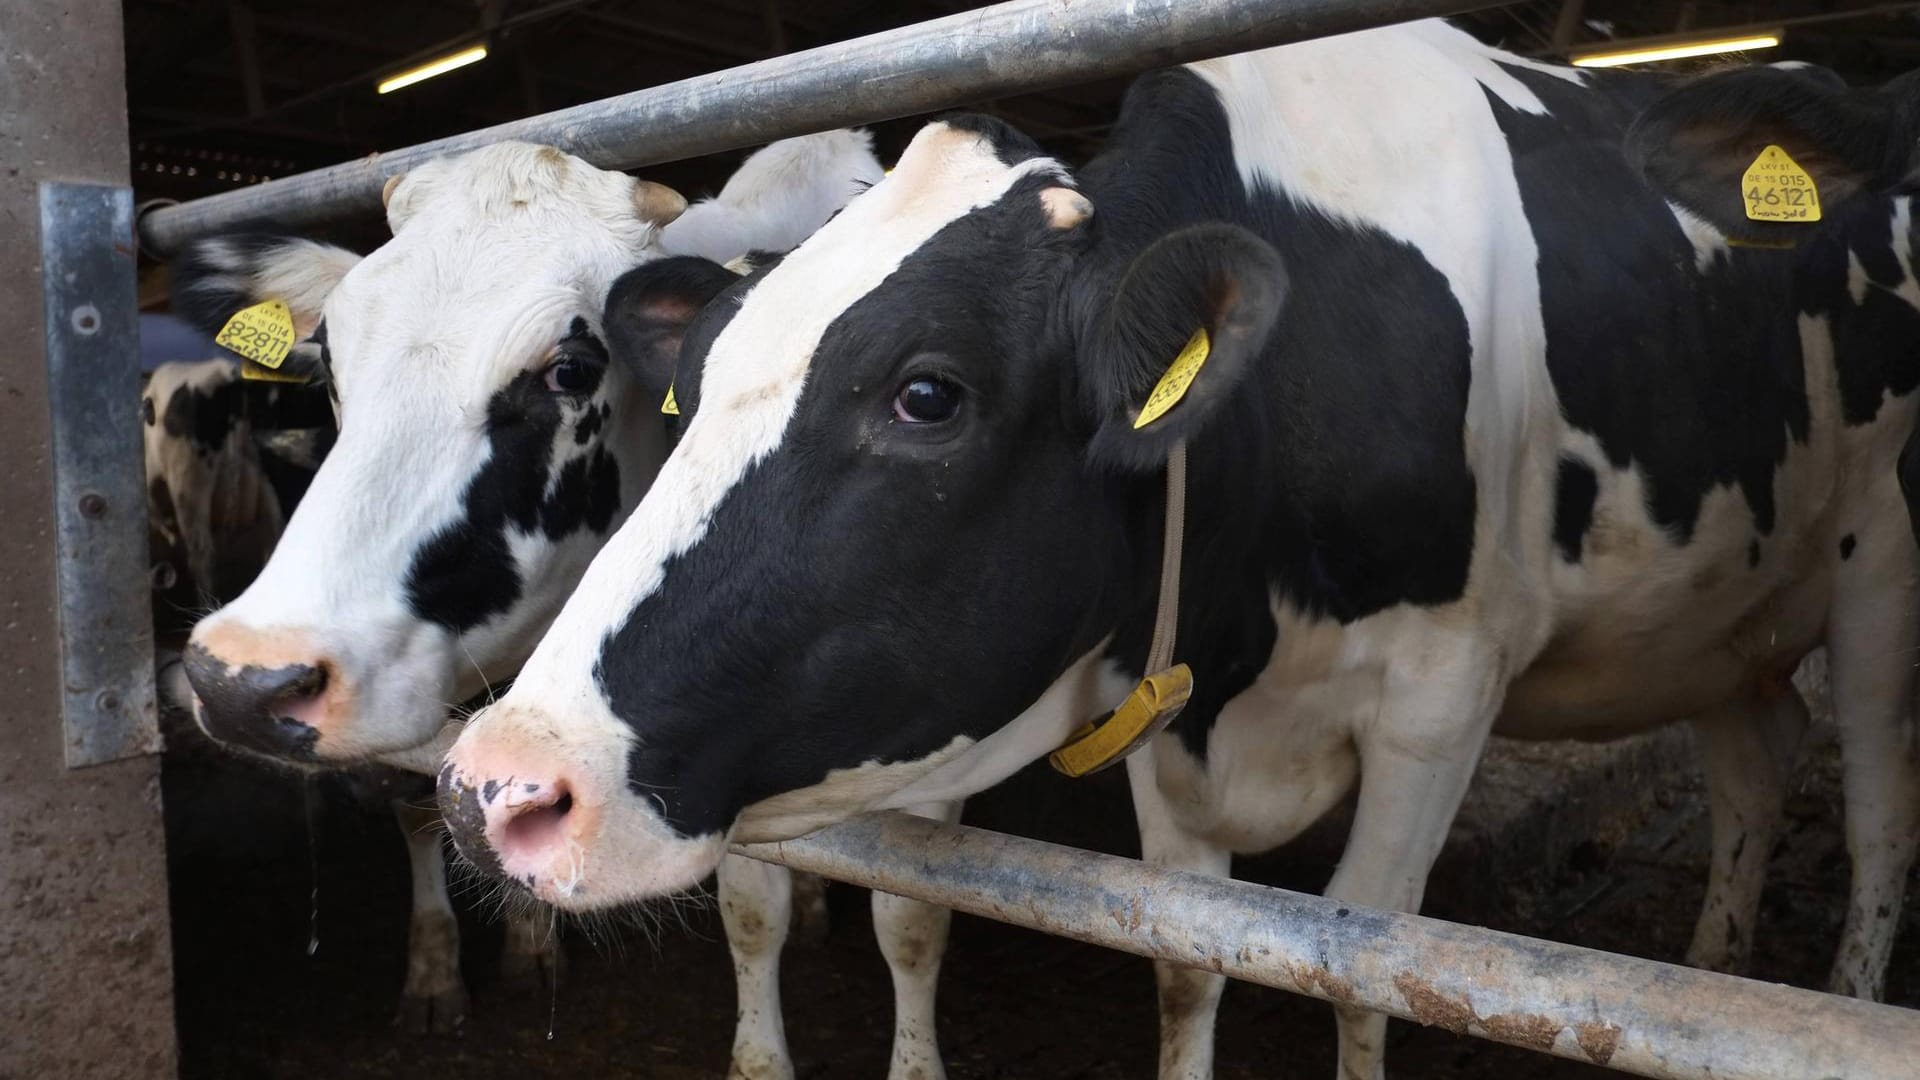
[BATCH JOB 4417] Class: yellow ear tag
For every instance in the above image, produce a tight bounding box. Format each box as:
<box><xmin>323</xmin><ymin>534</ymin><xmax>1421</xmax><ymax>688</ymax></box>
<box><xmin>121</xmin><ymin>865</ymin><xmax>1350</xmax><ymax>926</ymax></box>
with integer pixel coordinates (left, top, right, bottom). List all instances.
<box><xmin>239</xmin><ymin>358</ymin><xmax>309</xmax><ymax>384</ymax></box>
<box><xmin>214</xmin><ymin>299</ymin><xmax>298</xmax><ymax>369</ymax></box>
<box><xmin>1742</xmin><ymin>145</ymin><xmax>1822</xmax><ymax>223</ymax></box>
<box><xmin>661</xmin><ymin>383</ymin><xmax>680</xmax><ymax>416</ymax></box>
<box><xmin>1049</xmin><ymin>664</ymin><xmax>1193</xmax><ymax>777</ymax></box>
<box><xmin>1132</xmin><ymin>329</ymin><xmax>1210</xmax><ymax>430</ymax></box>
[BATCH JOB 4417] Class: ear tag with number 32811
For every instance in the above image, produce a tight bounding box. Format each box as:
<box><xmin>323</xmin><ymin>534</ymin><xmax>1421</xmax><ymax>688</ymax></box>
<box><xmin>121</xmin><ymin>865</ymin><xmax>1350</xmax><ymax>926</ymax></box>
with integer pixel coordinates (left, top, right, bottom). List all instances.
<box><xmin>214</xmin><ymin>299</ymin><xmax>298</xmax><ymax>369</ymax></box>
<box><xmin>1133</xmin><ymin>328</ymin><xmax>1210</xmax><ymax>430</ymax></box>
<box><xmin>1742</xmin><ymin>145</ymin><xmax>1822</xmax><ymax>223</ymax></box>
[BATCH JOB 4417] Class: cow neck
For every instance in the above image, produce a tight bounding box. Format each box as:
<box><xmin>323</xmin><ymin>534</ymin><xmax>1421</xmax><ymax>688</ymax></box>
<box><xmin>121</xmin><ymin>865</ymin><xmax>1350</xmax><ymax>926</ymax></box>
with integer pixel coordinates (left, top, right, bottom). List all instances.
<box><xmin>1048</xmin><ymin>442</ymin><xmax>1193</xmax><ymax>777</ymax></box>
<box><xmin>1042</xmin><ymin>79</ymin><xmax>1268</xmax><ymax>775</ymax></box>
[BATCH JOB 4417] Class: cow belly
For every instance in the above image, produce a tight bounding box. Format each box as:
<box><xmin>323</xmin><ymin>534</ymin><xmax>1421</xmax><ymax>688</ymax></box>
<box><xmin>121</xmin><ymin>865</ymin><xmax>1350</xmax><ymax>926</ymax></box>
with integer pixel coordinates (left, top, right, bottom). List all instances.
<box><xmin>1502</xmin><ymin>376</ymin><xmax>1848</xmax><ymax>738</ymax></box>
<box><xmin>1497</xmin><ymin>642</ymin><xmax>1802</xmax><ymax>739</ymax></box>
<box><xmin>1500</xmin><ymin>527</ymin><xmax>1833</xmax><ymax>738</ymax></box>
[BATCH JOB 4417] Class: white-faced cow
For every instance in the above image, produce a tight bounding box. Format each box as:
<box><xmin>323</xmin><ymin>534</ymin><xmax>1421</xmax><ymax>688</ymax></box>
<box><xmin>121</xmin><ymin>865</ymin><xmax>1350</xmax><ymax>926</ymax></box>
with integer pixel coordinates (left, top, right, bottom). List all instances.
<box><xmin>171</xmin><ymin>132</ymin><xmax>911</xmax><ymax>1055</ymax></box>
<box><xmin>440</xmin><ymin>20</ymin><xmax>1920</xmax><ymax>1078</ymax></box>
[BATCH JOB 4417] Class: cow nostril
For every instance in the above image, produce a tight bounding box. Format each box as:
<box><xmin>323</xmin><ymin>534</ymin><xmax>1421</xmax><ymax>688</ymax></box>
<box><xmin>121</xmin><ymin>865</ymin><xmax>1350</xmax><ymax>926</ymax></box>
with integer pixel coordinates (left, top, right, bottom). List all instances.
<box><xmin>182</xmin><ymin>642</ymin><xmax>336</xmax><ymax>758</ymax></box>
<box><xmin>276</xmin><ymin>663</ymin><xmax>328</xmax><ymax>708</ymax></box>
<box><xmin>501</xmin><ymin>787</ymin><xmax>573</xmax><ymax>856</ymax></box>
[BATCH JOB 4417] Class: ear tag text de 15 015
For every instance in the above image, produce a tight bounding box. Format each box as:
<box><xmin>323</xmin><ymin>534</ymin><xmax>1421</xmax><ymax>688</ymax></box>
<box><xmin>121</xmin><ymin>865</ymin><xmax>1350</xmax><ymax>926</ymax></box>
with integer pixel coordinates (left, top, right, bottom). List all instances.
<box><xmin>1049</xmin><ymin>664</ymin><xmax>1194</xmax><ymax>777</ymax></box>
<box><xmin>1133</xmin><ymin>329</ymin><xmax>1210</xmax><ymax>430</ymax></box>
<box><xmin>1742</xmin><ymin>145</ymin><xmax>1821</xmax><ymax>223</ymax></box>
<box><xmin>215</xmin><ymin>299</ymin><xmax>298</xmax><ymax>369</ymax></box>
<box><xmin>661</xmin><ymin>383</ymin><xmax>680</xmax><ymax>416</ymax></box>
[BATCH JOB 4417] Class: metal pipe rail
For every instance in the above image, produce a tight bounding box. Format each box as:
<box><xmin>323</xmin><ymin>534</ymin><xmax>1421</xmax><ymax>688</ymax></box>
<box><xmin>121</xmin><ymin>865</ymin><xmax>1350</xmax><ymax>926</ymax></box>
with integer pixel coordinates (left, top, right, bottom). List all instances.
<box><xmin>139</xmin><ymin>0</ymin><xmax>1508</xmax><ymax>254</ymax></box>
<box><xmin>737</xmin><ymin>812</ymin><xmax>1920</xmax><ymax>1080</ymax></box>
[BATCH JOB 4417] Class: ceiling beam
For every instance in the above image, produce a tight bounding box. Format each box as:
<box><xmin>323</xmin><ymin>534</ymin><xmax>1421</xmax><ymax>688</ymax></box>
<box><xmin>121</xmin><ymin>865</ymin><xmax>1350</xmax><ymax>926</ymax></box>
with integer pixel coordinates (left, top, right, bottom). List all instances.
<box><xmin>226</xmin><ymin>1</ymin><xmax>266</xmax><ymax>116</ymax></box>
<box><xmin>574</xmin><ymin>9</ymin><xmax>765</xmax><ymax>63</ymax></box>
<box><xmin>130</xmin><ymin>106</ymin><xmax>362</xmax><ymax>150</ymax></box>
<box><xmin>1551</xmin><ymin>0</ymin><xmax>1586</xmax><ymax>51</ymax></box>
<box><xmin>764</xmin><ymin>0</ymin><xmax>789</xmax><ymax>55</ymax></box>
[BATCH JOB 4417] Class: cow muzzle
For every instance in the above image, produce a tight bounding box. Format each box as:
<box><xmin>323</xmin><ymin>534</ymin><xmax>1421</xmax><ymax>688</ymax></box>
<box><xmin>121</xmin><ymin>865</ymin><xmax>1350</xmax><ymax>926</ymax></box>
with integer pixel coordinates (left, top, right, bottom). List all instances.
<box><xmin>437</xmin><ymin>702</ymin><xmax>725</xmax><ymax>909</ymax></box>
<box><xmin>181</xmin><ymin>624</ymin><xmax>354</xmax><ymax>762</ymax></box>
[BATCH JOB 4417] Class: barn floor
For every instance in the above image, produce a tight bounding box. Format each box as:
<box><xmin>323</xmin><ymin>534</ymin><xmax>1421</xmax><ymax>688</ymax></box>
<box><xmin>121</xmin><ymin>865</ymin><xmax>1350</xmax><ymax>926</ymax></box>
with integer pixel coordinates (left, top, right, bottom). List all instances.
<box><xmin>165</xmin><ymin>700</ymin><xmax>1919</xmax><ymax>1079</ymax></box>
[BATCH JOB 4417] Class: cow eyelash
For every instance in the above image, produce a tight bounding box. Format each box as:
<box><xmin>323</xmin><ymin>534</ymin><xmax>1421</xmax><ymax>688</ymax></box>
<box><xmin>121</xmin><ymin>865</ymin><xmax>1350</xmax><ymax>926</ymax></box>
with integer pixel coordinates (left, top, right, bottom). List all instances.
<box><xmin>542</xmin><ymin>344</ymin><xmax>605</xmax><ymax>395</ymax></box>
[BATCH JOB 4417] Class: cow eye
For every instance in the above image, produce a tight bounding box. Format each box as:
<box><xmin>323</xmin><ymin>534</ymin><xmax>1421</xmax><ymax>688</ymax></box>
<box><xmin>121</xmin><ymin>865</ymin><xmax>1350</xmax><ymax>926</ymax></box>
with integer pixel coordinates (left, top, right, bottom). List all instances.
<box><xmin>542</xmin><ymin>352</ymin><xmax>600</xmax><ymax>395</ymax></box>
<box><xmin>893</xmin><ymin>377</ymin><xmax>962</xmax><ymax>424</ymax></box>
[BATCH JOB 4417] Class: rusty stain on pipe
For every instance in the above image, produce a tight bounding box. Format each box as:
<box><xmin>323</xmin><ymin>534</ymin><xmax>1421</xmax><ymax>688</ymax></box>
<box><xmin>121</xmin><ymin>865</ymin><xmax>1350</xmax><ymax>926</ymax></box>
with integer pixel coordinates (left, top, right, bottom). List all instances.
<box><xmin>736</xmin><ymin>812</ymin><xmax>1920</xmax><ymax>1080</ymax></box>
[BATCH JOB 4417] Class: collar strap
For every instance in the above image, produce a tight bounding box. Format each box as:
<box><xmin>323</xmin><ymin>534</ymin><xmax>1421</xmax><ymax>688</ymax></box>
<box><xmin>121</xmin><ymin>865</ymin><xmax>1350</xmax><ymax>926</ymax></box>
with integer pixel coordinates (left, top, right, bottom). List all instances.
<box><xmin>1050</xmin><ymin>442</ymin><xmax>1194</xmax><ymax>777</ymax></box>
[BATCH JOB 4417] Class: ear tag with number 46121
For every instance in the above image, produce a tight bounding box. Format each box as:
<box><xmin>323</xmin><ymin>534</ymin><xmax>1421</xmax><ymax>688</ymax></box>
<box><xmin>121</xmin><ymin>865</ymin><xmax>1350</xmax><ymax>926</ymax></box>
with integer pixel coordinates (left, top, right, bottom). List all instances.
<box><xmin>215</xmin><ymin>299</ymin><xmax>298</xmax><ymax>369</ymax></box>
<box><xmin>1133</xmin><ymin>328</ymin><xmax>1210</xmax><ymax>430</ymax></box>
<box><xmin>1742</xmin><ymin>145</ymin><xmax>1822</xmax><ymax>223</ymax></box>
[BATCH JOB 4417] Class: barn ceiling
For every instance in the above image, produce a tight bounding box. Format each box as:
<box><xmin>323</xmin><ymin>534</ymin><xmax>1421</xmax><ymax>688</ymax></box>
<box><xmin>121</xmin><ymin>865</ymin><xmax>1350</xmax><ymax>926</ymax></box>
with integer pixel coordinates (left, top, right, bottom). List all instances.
<box><xmin>125</xmin><ymin>0</ymin><xmax>1920</xmax><ymax>215</ymax></box>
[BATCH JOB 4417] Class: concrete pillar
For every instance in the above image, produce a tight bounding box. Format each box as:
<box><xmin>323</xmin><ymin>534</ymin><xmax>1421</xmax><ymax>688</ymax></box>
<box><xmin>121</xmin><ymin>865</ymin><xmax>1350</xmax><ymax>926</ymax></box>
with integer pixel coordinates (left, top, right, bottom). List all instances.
<box><xmin>0</xmin><ymin>2</ymin><xmax>180</xmax><ymax>1076</ymax></box>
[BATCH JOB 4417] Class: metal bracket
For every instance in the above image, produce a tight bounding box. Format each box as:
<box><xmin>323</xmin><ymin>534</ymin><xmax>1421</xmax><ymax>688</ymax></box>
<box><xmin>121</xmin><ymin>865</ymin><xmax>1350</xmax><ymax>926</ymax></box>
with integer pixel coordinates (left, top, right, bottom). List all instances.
<box><xmin>39</xmin><ymin>182</ymin><xmax>160</xmax><ymax>767</ymax></box>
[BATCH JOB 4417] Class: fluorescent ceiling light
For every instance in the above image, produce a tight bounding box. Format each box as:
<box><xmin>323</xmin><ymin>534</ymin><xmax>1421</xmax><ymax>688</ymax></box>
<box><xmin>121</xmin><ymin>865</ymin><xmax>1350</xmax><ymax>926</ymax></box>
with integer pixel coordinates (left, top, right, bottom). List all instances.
<box><xmin>1572</xmin><ymin>32</ymin><xmax>1780</xmax><ymax>67</ymax></box>
<box><xmin>377</xmin><ymin>45</ymin><xmax>489</xmax><ymax>94</ymax></box>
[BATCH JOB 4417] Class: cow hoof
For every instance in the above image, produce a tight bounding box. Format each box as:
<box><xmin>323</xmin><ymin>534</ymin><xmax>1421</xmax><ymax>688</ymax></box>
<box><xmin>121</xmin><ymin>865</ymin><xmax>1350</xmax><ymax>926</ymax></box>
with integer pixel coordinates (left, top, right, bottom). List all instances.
<box><xmin>395</xmin><ymin>984</ymin><xmax>468</xmax><ymax>1036</ymax></box>
<box><xmin>500</xmin><ymin>934</ymin><xmax>565</xmax><ymax>995</ymax></box>
<box><xmin>726</xmin><ymin>1053</ymin><xmax>797</xmax><ymax>1080</ymax></box>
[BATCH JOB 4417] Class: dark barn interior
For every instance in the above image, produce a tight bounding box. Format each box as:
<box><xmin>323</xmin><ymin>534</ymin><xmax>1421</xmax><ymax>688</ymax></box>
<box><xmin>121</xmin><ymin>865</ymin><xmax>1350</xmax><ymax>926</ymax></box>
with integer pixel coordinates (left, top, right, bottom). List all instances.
<box><xmin>124</xmin><ymin>0</ymin><xmax>1920</xmax><ymax>254</ymax></box>
<box><xmin>124</xmin><ymin>0</ymin><xmax>1920</xmax><ymax>200</ymax></box>
<box><xmin>115</xmin><ymin>2</ymin><xmax>1920</xmax><ymax>1077</ymax></box>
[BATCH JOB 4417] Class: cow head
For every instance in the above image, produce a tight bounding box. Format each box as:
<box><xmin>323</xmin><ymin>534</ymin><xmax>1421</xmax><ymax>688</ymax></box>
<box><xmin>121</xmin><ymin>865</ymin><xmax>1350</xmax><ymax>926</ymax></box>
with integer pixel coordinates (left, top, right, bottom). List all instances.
<box><xmin>171</xmin><ymin>141</ymin><xmax>699</xmax><ymax>768</ymax></box>
<box><xmin>438</xmin><ymin>118</ymin><xmax>1286</xmax><ymax>907</ymax></box>
<box><xmin>143</xmin><ymin>358</ymin><xmax>288</xmax><ymax>617</ymax></box>
<box><xmin>1628</xmin><ymin>63</ymin><xmax>1920</xmax><ymax>240</ymax></box>
<box><xmin>1631</xmin><ymin>67</ymin><xmax>1920</xmax><ymax>545</ymax></box>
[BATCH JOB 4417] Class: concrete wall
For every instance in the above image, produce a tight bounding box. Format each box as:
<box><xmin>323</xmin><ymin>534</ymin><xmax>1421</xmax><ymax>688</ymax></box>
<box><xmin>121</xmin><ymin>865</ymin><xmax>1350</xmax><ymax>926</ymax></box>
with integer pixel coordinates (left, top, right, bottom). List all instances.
<box><xmin>0</xmin><ymin>2</ymin><xmax>179</xmax><ymax>1075</ymax></box>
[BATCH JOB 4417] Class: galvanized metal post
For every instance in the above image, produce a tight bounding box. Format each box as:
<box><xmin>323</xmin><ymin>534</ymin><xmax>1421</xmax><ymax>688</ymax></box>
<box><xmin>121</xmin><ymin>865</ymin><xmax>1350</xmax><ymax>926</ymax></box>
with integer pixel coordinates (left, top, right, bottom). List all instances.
<box><xmin>39</xmin><ymin>182</ymin><xmax>163</xmax><ymax>768</ymax></box>
<box><xmin>0</xmin><ymin>0</ymin><xmax>178</xmax><ymax>1071</ymax></box>
<box><xmin>138</xmin><ymin>0</ymin><xmax>1509</xmax><ymax>254</ymax></box>
<box><xmin>738</xmin><ymin>813</ymin><xmax>1920</xmax><ymax>1080</ymax></box>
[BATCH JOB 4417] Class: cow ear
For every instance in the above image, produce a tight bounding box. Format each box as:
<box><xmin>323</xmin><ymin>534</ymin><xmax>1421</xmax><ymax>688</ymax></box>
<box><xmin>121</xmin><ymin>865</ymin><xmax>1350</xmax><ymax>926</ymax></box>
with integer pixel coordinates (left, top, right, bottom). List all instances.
<box><xmin>171</xmin><ymin>232</ymin><xmax>360</xmax><ymax>341</ymax></box>
<box><xmin>1080</xmin><ymin>224</ymin><xmax>1286</xmax><ymax>472</ymax></box>
<box><xmin>1627</xmin><ymin>66</ymin><xmax>1909</xmax><ymax>240</ymax></box>
<box><xmin>602</xmin><ymin>256</ymin><xmax>743</xmax><ymax>412</ymax></box>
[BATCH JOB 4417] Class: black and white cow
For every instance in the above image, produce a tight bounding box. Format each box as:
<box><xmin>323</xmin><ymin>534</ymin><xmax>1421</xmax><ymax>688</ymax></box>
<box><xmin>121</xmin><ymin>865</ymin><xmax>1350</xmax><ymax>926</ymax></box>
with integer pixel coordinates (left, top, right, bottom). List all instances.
<box><xmin>1626</xmin><ymin>57</ymin><xmax>1920</xmax><ymax>999</ymax></box>
<box><xmin>143</xmin><ymin>357</ymin><xmax>335</xmax><ymax>625</ymax></box>
<box><xmin>173</xmin><ymin>133</ymin><xmax>962</xmax><ymax>1069</ymax></box>
<box><xmin>440</xmin><ymin>20</ymin><xmax>1920</xmax><ymax>1078</ymax></box>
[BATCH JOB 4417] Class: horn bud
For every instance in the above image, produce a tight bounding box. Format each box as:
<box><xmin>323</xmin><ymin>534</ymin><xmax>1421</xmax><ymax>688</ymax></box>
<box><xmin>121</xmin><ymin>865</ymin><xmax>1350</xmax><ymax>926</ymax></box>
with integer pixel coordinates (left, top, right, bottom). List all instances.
<box><xmin>634</xmin><ymin>179</ymin><xmax>688</xmax><ymax>227</ymax></box>
<box><xmin>1040</xmin><ymin>187</ymin><xmax>1093</xmax><ymax>230</ymax></box>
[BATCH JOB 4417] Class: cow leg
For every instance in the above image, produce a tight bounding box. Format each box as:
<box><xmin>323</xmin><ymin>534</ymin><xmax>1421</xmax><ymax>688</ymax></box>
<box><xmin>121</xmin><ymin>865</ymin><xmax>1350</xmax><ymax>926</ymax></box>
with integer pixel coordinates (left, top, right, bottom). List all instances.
<box><xmin>790</xmin><ymin>870</ymin><xmax>832</xmax><ymax>945</ymax></box>
<box><xmin>875</xmin><ymin>799</ymin><xmax>963</xmax><ymax>1080</ymax></box>
<box><xmin>499</xmin><ymin>904</ymin><xmax>564</xmax><ymax>994</ymax></box>
<box><xmin>718</xmin><ymin>853</ymin><xmax>796</xmax><ymax>1080</ymax></box>
<box><xmin>1826</xmin><ymin>582</ymin><xmax>1920</xmax><ymax>1000</ymax></box>
<box><xmin>1127</xmin><ymin>749</ymin><xmax>1232</xmax><ymax>1080</ymax></box>
<box><xmin>392</xmin><ymin>800</ymin><xmax>468</xmax><ymax>1034</ymax></box>
<box><xmin>1684</xmin><ymin>685</ymin><xmax>1807</xmax><ymax>973</ymax></box>
<box><xmin>1324</xmin><ymin>658</ymin><xmax>1498</xmax><ymax>1080</ymax></box>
